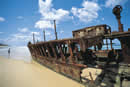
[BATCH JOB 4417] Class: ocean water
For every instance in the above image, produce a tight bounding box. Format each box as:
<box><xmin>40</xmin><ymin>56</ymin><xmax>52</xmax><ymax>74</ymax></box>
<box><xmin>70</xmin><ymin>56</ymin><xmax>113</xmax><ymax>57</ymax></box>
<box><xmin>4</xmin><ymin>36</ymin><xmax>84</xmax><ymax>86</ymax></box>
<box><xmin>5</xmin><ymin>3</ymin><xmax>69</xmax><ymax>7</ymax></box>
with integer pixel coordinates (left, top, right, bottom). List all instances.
<box><xmin>0</xmin><ymin>45</ymin><xmax>121</xmax><ymax>63</ymax></box>
<box><xmin>89</xmin><ymin>45</ymin><xmax>121</xmax><ymax>50</ymax></box>
<box><xmin>0</xmin><ymin>46</ymin><xmax>32</xmax><ymax>63</ymax></box>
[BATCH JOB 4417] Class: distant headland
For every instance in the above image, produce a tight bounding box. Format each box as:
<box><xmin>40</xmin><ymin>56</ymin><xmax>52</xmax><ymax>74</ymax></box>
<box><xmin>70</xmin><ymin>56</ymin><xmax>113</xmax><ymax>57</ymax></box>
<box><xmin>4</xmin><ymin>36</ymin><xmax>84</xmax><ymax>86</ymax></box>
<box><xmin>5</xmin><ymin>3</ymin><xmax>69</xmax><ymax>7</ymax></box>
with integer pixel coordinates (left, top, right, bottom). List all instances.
<box><xmin>0</xmin><ymin>43</ymin><xmax>8</xmax><ymax>46</ymax></box>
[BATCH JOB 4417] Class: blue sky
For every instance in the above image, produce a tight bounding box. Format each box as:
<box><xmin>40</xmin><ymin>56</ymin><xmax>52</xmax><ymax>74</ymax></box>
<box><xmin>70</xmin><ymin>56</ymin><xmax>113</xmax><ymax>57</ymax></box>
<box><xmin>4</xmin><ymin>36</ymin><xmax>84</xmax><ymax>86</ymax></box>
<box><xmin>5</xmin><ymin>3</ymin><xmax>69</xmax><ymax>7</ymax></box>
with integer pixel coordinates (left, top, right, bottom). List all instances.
<box><xmin>0</xmin><ymin>0</ymin><xmax>130</xmax><ymax>46</ymax></box>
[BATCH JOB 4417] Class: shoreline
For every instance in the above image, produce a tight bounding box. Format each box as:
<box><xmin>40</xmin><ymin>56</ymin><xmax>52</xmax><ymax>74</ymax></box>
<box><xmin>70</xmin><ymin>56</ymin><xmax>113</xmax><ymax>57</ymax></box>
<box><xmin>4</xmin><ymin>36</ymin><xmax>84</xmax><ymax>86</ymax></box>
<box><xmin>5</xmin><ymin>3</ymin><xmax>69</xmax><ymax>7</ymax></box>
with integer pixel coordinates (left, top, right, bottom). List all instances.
<box><xmin>0</xmin><ymin>46</ymin><xmax>8</xmax><ymax>47</ymax></box>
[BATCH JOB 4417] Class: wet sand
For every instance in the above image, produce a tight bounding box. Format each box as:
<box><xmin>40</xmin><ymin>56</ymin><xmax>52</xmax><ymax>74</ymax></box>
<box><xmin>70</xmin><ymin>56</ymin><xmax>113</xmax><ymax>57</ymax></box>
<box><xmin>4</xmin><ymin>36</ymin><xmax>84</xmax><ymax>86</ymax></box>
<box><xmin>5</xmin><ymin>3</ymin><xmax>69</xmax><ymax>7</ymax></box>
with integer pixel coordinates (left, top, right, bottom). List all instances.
<box><xmin>0</xmin><ymin>56</ymin><xmax>84</xmax><ymax>87</ymax></box>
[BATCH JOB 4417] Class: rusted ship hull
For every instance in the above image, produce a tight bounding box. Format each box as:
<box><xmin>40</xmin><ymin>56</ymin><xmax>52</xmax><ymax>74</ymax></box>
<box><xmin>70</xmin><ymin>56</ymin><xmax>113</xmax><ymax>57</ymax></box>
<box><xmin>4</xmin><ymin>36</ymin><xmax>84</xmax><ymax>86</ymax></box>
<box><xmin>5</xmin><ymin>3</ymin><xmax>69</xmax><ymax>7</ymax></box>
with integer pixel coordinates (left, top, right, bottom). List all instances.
<box><xmin>31</xmin><ymin>55</ymin><xmax>85</xmax><ymax>82</ymax></box>
<box><xmin>28</xmin><ymin>36</ymin><xmax>100</xmax><ymax>83</ymax></box>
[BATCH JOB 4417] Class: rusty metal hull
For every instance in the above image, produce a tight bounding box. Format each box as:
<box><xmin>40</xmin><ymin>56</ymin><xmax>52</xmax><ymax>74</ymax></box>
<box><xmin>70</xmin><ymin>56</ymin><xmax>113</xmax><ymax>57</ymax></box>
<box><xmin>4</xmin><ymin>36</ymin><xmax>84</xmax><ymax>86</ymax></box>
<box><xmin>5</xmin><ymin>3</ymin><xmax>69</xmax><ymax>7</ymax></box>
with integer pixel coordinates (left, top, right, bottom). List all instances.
<box><xmin>31</xmin><ymin>55</ymin><xmax>86</xmax><ymax>83</ymax></box>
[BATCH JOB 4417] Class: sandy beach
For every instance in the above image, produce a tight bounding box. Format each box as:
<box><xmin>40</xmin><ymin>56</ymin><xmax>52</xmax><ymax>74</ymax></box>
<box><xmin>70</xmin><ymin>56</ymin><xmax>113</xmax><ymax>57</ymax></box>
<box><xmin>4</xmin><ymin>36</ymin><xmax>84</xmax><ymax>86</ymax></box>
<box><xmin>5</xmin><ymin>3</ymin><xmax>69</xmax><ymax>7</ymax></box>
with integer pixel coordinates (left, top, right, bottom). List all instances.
<box><xmin>0</xmin><ymin>56</ymin><xmax>84</xmax><ymax>87</ymax></box>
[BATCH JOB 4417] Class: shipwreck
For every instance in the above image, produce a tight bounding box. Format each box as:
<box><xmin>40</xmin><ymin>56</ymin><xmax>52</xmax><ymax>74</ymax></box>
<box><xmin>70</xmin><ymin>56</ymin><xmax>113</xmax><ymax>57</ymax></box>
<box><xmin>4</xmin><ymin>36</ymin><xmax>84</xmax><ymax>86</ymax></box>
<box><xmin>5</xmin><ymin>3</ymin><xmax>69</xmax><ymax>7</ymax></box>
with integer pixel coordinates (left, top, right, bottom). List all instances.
<box><xmin>28</xmin><ymin>5</ymin><xmax>130</xmax><ymax>87</ymax></box>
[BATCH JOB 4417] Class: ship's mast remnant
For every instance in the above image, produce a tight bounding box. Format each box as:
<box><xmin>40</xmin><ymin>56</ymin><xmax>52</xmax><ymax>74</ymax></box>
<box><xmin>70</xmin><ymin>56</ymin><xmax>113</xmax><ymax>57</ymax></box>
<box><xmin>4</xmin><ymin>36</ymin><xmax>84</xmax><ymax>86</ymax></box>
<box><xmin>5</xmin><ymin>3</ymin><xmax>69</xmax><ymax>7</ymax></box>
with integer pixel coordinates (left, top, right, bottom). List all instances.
<box><xmin>33</xmin><ymin>33</ymin><xmax>35</xmax><ymax>44</ymax></box>
<box><xmin>54</xmin><ymin>20</ymin><xmax>58</xmax><ymax>40</ymax></box>
<box><xmin>43</xmin><ymin>30</ymin><xmax>46</xmax><ymax>41</ymax></box>
<box><xmin>113</xmin><ymin>5</ymin><xmax>124</xmax><ymax>32</ymax></box>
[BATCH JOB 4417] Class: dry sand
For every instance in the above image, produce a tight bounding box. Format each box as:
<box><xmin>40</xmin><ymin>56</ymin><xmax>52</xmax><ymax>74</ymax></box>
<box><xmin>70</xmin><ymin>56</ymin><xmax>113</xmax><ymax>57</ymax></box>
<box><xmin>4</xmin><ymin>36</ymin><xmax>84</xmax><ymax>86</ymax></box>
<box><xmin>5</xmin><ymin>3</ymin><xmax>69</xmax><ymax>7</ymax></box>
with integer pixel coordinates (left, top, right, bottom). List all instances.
<box><xmin>0</xmin><ymin>56</ymin><xmax>84</xmax><ymax>87</ymax></box>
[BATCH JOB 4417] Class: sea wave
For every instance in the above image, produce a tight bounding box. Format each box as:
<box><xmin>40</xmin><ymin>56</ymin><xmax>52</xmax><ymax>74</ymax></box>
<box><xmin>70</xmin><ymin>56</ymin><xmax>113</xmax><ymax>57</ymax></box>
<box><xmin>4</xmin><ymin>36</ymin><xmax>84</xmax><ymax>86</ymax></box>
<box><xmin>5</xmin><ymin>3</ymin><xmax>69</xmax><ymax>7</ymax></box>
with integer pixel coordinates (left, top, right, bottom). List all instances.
<box><xmin>0</xmin><ymin>46</ymin><xmax>32</xmax><ymax>62</ymax></box>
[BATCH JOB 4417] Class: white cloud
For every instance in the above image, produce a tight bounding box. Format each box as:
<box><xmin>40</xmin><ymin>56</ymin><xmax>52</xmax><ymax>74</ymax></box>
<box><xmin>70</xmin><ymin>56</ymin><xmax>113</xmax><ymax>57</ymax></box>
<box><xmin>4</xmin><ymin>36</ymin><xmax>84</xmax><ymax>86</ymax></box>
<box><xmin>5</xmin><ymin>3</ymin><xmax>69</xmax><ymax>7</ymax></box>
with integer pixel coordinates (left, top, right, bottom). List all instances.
<box><xmin>0</xmin><ymin>32</ymin><xmax>3</xmax><ymax>34</ymax></box>
<box><xmin>12</xmin><ymin>33</ymin><xmax>29</xmax><ymax>39</ymax></box>
<box><xmin>18</xmin><ymin>27</ymin><xmax>29</xmax><ymax>33</ymax></box>
<box><xmin>4</xmin><ymin>31</ymin><xmax>41</xmax><ymax>46</ymax></box>
<box><xmin>0</xmin><ymin>17</ymin><xmax>5</xmax><ymax>22</ymax></box>
<box><xmin>71</xmin><ymin>0</ymin><xmax>100</xmax><ymax>23</ymax></box>
<box><xmin>42</xmin><ymin>9</ymin><xmax>69</xmax><ymax>21</ymax></box>
<box><xmin>1</xmin><ymin>25</ymin><xmax>43</xmax><ymax>45</ymax></box>
<box><xmin>102</xmin><ymin>18</ymin><xmax>104</xmax><ymax>21</ymax></box>
<box><xmin>17</xmin><ymin>16</ymin><xmax>24</xmax><ymax>19</ymax></box>
<box><xmin>45</xmin><ymin>31</ymin><xmax>51</xmax><ymax>35</ymax></box>
<box><xmin>60</xmin><ymin>30</ymin><xmax>64</xmax><ymax>34</ymax></box>
<box><xmin>31</xmin><ymin>32</ymin><xmax>40</xmax><ymax>36</ymax></box>
<box><xmin>35</xmin><ymin>0</ymin><xmax>70</xmax><ymax>29</ymax></box>
<box><xmin>105</xmin><ymin>0</ymin><xmax>128</xmax><ymax>8</ymax></box>
<box><xmin>35</xmin><ymin>20</ymin><xmax>53</xmax><ymax>29</ymax></box>
<box><xmin>4</xmin><ymin>33</ymin><xmax>32</xmax><ymax>45</ymax></box>
<box><xmin>39</xmin><ymin>0</ymin><xmax>69</xmax><ymax>21</ymax></box>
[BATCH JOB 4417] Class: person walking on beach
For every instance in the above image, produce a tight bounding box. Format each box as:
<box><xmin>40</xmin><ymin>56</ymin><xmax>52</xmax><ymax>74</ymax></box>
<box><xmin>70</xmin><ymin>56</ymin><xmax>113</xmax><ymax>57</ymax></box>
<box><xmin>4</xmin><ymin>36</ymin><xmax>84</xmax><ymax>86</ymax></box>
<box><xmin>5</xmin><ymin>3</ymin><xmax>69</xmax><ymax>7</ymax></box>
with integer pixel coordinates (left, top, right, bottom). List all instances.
<box><xmin>8</xmin><ymin>48</ymin><xmax>10</xmax><ymax>57</ymax></box>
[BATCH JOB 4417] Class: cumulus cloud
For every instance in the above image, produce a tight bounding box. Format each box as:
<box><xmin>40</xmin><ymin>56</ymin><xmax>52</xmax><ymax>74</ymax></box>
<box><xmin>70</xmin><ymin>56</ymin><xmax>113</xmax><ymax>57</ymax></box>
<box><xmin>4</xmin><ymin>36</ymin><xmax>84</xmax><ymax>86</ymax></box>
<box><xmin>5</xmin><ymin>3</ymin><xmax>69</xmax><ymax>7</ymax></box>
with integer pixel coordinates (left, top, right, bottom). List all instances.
<box><xmin>35</xmin><ymin>20</ymin><xmax>53</xmax><ymax>29</ymax></box>
<box><xmin>3</xmin><ymin>34</ymin><xmax>31</xmax><ymax>45</ymax></box>
<box><xmin>0</xmin><ymin>32</ymin><xmax>3</xmax><ymax>34</ymax></box>
<box><xmin>45</xmin><ymin>30</ymin><xmax>51</xmax><ymax>35</ymax></box>
<box><xmin>17</xmin><ymin>16</ymin><xmax>24</xmax><ymax>19</ymax></box>
<box><xmin>102</xmin><ymin>18</ymin><xmax>104</xmax><ymax>21</ymax></box>
<box><xmin>2</xmin><ymin>26</ymin><xmax>42</xmax><ymax>46</ymax></box>
<box><xmin>71</xmin><ymin>0</ymin><xmax>100</xmax><ymax>23</ymax></box>
<box><xmin>4</xmin><ymin>31</ymin><xmax>41</xmax><ymax>46</ymax></box>
<box><xmin>60</xmin><ymin>30</ymin><xmax>64</xmax><ymax>34</ymax></box>
<box><xmin>35</xmin><ymin>0</ymin><xmax>70</xmax><ymax>29</ymax></box>
<box><xmin>0</xmin><ymin>17</ymin><xmax>5</xmax><ymax>22</ymax></box>
<box><xmin>18</xmin><ymin>27</ymin><xmax>29</xmax><ymax>33</ymax></box>
<box><xmin>31</xmin><ymin>32</ymin><xmax>40</xmax><ymax>36</ymax></box>
<box><xmin>105</xmin><ymin>0</ymin><xmax>128</xmax><ymax>8</ymax></box>
<box><xmin>12</xmin><ymin>33</ymin><xmax>30</xmax><ymax>40</ymax></box>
